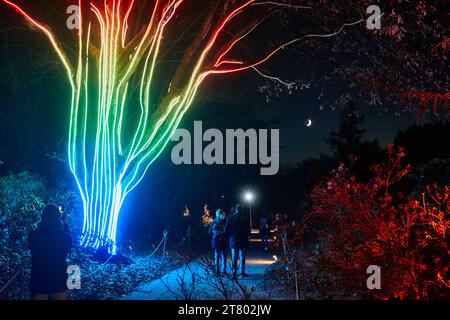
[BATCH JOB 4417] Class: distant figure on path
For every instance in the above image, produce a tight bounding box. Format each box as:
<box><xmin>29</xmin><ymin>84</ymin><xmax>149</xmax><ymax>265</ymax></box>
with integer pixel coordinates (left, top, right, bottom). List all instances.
<box><xmin>28</xmin><ymin>204</ymin><xmax>72</xmax><ymax>300</ymax></box>
<box><xmin>260</xmin><ymin>216</ymin><xmax>270</xmax><ymax>252</ymax></box>
<box><xmin>209</xmin><ymin>209</ymin><xmax>227</xmax><ymax>274</ymax></box>
<box><xmin>225</xmin><ymin>204</ymin><xmax>250</xmax><ymax>278</ymax></box>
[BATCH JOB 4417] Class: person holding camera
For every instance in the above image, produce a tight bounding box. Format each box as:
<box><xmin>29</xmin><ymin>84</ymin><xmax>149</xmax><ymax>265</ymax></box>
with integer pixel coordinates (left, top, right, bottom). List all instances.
<box><xmin>28</xmin><ymin>204</ymin><xmax>72</xmax><ymax>300</ymax></box>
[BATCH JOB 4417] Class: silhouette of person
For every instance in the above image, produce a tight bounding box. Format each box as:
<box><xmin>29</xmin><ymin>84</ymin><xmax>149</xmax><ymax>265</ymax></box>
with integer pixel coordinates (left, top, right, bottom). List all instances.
<box><xmin>209</xmin><ymin>209</ymin><xmax>227</xmax><ymax>274</ymax></box>
<box><xmin>260</xmin><ymin>216</ymin><xmax>270</xmax><ymax>252</ymax></box>
<box><xmin>28</xmin><ymin>204</ymin><xmax>72</xmax><ymax>300</ymax></box>
<box><xmin>225</xmin><ymin>204</ymin><xmax>250</xmax><ymax>278</ymax></box>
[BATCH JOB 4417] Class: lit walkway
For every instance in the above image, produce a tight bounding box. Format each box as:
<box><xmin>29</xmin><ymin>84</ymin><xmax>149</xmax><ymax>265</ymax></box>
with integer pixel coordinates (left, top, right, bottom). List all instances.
<box><xmin>123</xmin><ymin>244</ymin><xmax>276</xmax><ymax>300</ymax></box>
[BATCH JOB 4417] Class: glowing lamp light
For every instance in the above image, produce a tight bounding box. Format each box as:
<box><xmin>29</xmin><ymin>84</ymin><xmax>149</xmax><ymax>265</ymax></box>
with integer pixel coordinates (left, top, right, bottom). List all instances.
<box><xmin>243</xmin><ymin>191</ymin><xmax>255</xmax><ymax>229</ymax></box>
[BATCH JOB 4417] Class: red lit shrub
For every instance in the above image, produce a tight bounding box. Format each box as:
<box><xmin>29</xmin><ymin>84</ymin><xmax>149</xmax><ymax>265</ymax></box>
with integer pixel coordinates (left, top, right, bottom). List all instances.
<box><xmin>302</xmin><ymin>145</ymin><xmax>449</xmax><ymax>299</ymax></box>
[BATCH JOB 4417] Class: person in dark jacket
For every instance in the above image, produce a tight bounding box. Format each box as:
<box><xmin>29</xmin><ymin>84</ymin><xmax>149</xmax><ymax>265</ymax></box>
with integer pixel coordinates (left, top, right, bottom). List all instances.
<box><xmin>28</xmin><ymin>204</ymin><xmax>72</xmax><ymax>300</ymax></box>
<box><xmin>209</xmin><ymin>209</ymin><xmax>227</xmax><ymax>274</ymax></box>
<box><xmin>224</xmin><ymin>204</ymin><xmax>250</xmax><ymax>277</ymax></box>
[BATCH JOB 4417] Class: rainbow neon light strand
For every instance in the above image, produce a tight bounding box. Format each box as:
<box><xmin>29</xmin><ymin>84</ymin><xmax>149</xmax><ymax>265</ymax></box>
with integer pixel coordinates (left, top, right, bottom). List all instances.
<box><xmin>3</xmin><ymin>0</ymin><xmax>359</xmax><ymax>253</ymax></box>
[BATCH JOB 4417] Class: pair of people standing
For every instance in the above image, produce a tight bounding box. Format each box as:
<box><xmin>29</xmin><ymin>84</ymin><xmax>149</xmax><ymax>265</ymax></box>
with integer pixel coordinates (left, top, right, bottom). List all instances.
<box><xmin>209</xmin><ymin>204</ymin><xmax>250</xmax><ymax>278</ymax></box>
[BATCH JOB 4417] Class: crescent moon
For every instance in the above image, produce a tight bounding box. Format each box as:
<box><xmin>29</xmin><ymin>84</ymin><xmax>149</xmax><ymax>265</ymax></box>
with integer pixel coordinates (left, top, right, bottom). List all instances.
<box><xmin>306</xmin><ymin>119</ymin><xmax>312</xmax><ymax>127</ymax></box>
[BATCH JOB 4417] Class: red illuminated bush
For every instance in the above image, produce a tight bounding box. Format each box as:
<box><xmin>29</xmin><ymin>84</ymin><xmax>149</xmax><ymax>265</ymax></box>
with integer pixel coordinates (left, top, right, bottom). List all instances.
<box><xmin>303</xmin><ymin>145</ymin><xmax>449</xmax><ymax>299</ymax></box>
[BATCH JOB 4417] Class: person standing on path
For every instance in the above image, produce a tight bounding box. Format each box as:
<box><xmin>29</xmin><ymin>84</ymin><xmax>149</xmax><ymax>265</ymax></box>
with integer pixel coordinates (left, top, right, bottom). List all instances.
<box><xmin>225</xmin><ymin>204</ymin><xmax>250</xmax><ymax>278</ymax></box>
<box><xmin>209</xmin><ymin>209</ymin><xmax>228</xmax><ymax>275</ymax></box>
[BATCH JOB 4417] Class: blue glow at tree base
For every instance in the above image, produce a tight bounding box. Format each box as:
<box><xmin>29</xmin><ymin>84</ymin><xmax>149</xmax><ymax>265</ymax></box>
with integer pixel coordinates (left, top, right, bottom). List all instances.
<box><xmin>79</xmin><ymin>188</ymin><xmax>124</xmax><ymax>255</ymax></box>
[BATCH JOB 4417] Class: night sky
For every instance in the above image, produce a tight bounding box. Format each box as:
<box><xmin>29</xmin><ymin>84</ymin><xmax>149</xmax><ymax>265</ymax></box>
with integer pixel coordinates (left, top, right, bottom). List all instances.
<box><xmin>0</xmin><ymin>2</ymin><xmax>436</xmax><ymax>168</ymax></box>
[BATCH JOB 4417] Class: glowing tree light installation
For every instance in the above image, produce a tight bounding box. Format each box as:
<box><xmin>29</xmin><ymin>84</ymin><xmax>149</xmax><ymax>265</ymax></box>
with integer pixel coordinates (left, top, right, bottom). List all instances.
<box><xmin>3</xmin><ymin>0</ymin><xmax>361</xmax><ymax>253</ymax></box>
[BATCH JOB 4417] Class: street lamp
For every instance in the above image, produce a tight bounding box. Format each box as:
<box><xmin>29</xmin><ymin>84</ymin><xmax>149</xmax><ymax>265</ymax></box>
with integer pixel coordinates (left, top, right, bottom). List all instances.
<box><xmin>244</xmin><ymin>192</ymin><xmax>254</xmax><ymax>230</ymax></box>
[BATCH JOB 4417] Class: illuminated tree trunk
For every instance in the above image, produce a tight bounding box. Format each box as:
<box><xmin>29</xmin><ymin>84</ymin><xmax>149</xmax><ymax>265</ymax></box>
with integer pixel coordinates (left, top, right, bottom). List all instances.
<box><xmin>68</xmin><ymin>1</ymin><xmax>198</xmax><ymax>251</ymax></box>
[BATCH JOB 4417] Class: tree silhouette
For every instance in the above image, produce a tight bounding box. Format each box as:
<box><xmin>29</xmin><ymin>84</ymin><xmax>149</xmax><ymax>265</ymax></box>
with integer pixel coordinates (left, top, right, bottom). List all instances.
<box><xmin>326</xmin><ymin>100</ymin><xmax>383</xmax><ymax>180</ymax></box>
